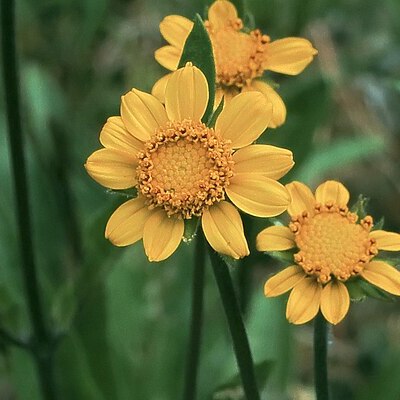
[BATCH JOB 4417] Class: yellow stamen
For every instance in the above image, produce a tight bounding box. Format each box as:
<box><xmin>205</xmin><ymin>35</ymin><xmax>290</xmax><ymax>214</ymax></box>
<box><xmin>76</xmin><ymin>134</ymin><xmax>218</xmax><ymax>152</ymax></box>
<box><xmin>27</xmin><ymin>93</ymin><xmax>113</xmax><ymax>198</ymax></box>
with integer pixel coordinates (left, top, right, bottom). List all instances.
<box><xmin>290</xmin><ymin>204</ymin><xmax>378</xmax><ymax>284</ymax></box>
<box><xmin>137</xmin><ymin>120</ymin><xmax>234</xmax><ymax>218</ymax></box>
<box><xmin>205</xmin><ymin>18</ymin><xmax>269</xmax><ymax>87</ymax></box>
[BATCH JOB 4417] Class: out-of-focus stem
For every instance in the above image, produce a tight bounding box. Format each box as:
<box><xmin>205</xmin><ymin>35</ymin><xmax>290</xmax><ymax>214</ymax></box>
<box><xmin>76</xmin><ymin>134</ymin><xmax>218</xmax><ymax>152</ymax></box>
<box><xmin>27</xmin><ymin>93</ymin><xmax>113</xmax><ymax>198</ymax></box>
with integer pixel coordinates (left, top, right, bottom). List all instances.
<box><xmin>1</xmin><ymin>1</ymin><xmax>57</xmax><ymax>399</ymax></box>
<box><xmin>182</xmin><ymin>232</ymin><xmax>206</xmax><ymax>400</ymax></box>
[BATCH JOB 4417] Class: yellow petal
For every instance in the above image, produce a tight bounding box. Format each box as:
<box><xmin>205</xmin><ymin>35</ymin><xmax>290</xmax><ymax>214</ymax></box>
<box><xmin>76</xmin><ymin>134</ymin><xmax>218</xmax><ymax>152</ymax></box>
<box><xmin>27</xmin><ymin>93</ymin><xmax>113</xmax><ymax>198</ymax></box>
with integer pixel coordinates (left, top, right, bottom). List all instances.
<box><xmin>208</xmin><ymin>0</ymin><xmax>238</xmax><ymax>30</ymax></box>
<box><xmin>151</xmin><ymin>73</ymin><xmax>173</xmax><ymax>104</ymax></box>
<box><xmin>320</xmin><ymin>281</ymin><xmax>350</xmax><ymax>325</ymax></box>
<box><xmin>232</xmin><ymin>144</ymin><xmax>294</xmax><ymax>180</ymax></box>
<box><xmin>243</xmin><ymin>80</ymin><xmax>287</xmax><ymax>128</ymax></box>
<box><xmin>105</xmin><ymin>197</ymin><xmax>152</xmax><ymax>246</ymax></box>
<box><xmin>202</xmin><ymin>201</ymin><xmax>249</xmax><ymax>259</ymax></box>
<box><xmin>85</xmin><ymin>148</ymin><xmax>137</xmax><ymax>189</ymax></box>
<box><xmin>226</xmin><ymin>175</ymin><xmax>290</xmax><ymax>217</ymax></box>
<box><xmin>286</xmin><ymin>181</ymin><xmax>315</xmax><ymax>217</ymax></box>
<box><xmin>165</xmin><ymin>64</ymin><xmax>209</xmax><ymax>122</ymax></box>
<box><xmin>256</xmin><ymin>225</ymin><xmax>296</xmax><ymax>251</ymax></box>
<box><xmin>99</xmin><ymin>116</ymin><xmax>143</xmax><ymax>154</ymax></box>
<box><xmin>121</xmin><ymin>89</ymin><xmax>168</xmax><ymax>142</ymax></box>
<box><xmin>286</xmin><ymin>278</ymin><xmax>322</xmax><ymax>324</ymax></box>
<box><xmin>315</xmin><ymin>180</ymin><xmax>350</xmax><ymax>207</ymax></box>
<box><xmin>159</xmin><ymin>15</ymin><xmax>193</xmax><ymax>48</ymax></box>
<box><xmin>215</xmin><ymin>92</ymin><xmax>272</xmax><ymax>149</ymax></box>
<box><xmin>143</xmin><ymin>210</ymin><xmax>184</xmax><ymax>262</ymax></box>
<box><xmin>264</xmin><ymin>265</ymin><xmax>305</xmax><ymax>297</ymax></box>
<box><xmin>369</xmin><ymin>230</ymin><xmax>400</xmax><ymax>251</ymax></box>
<box><xmin>360</xmin><ymin>261</ymin><xmax>400</xmax><ymax>296</ymax></box>
<box><xmin>264</xmin><ymin>37</ymin><xmax>318</xmax><ymax>75</ymax></box>
<box><xmin>154</xmin><ymin>45</ymin><xmax>181</xmax><ymax>71</ymax></box>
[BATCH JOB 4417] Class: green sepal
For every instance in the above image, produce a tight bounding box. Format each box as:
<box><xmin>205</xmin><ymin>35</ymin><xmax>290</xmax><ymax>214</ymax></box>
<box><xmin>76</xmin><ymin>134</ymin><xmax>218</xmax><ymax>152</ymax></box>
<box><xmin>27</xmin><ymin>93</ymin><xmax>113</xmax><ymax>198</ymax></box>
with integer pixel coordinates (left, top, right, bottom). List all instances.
<box><xmin>207</xmin><ymin>96</ymin><xmax>224</xmax><ymax>127</ymax></box>
<box><xmin>210</xmin><ymin>360</ymin><xmax>274</xmax><ymax>400</ymax></box>
<box><xmin>346</xmin><ymin>280</ymin><xmax>367</xmax><ymax>302</ymax></box>
<box><xmin>372</xmin><ymin>216</ymin><xmax>384</xmax><ymax>231</ymax></box>
<box><xmin>350</xmin><ymin>194</ymin><xmax>369</xmax><ymax>219</ymax></box>
<box><xmin>266</xmin><ymin>249</ymin><xmax>296</xmax><ymax>265</ymax></box>
<box><xmin>106</xmin><ymin>187</ymin><xmax>137</xmax><ymax>199</ymax></box>
<box><xmin>219</xmin><ymin>253</ymin><xmax>240</xmax><ymax>269</ymax></box>
<box><xmin>178</xmin><ymin>14</ymin><xmax>216</xmax><ymax>123</ymax></box>
<box><xmin>183</xmin><ymin>217</ymin><xmax>200</xmax><ymax>244</ymax></box>
<box><xmin>357</xmin><ymin>279</ymin><xmax>395</xmax><ymax>302</ymax></box>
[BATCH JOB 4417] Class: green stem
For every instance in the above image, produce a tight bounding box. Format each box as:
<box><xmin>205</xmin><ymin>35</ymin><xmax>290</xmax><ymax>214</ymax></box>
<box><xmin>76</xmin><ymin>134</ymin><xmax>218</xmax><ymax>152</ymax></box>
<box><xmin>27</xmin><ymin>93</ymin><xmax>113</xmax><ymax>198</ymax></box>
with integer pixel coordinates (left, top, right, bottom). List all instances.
<box><xmin>0</xmin><ymin>327</ymin><xmax>29</xmax><ymax>349</ymax></box>
<box><xmin>1</xmin><ymin>1</ymin><xmax>57</xmax><ymax>399</ymax></box>
<box><xmin>182</xmin><ymin>232</ymin><xmax>206</xmax><ymax>400</ymax></box>
<box><xmin>314</xmin><ymin>313</ymin><xmax>330</xmax><ymax>400</ymax></box>
<box><xmin>208</xmin><ymin>247</ymin><xmax>260</xmax><ymax>400</ymax></box>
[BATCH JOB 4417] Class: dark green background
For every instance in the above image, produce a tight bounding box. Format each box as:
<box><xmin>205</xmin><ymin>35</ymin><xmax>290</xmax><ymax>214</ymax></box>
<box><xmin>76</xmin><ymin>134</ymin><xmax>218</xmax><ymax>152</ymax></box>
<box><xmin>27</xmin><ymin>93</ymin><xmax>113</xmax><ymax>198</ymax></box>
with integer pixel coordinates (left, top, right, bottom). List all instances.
<box><xmin>1</xmin><ymin>0</ymin><xmax>400</xmax><ymax>398</ymax></box>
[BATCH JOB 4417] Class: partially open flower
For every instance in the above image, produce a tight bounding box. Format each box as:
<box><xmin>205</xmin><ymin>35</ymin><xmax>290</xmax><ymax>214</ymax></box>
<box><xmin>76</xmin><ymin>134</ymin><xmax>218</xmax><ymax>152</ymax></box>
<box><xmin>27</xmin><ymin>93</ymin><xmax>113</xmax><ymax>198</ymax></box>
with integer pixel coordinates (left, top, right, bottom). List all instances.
<box><xmin>256</xmin><ymin>180</ymin><xmax>400</xmax><ymax>325</ymax></box>
<box><xmin>153</xmin><ymin>0</ymin><xmax>318</xmax><ymax>128</ymax></box>
<box><xmin>85</xmin><ymin>64</ymin><xmax>293</xmax><ymax>262</ymax></box>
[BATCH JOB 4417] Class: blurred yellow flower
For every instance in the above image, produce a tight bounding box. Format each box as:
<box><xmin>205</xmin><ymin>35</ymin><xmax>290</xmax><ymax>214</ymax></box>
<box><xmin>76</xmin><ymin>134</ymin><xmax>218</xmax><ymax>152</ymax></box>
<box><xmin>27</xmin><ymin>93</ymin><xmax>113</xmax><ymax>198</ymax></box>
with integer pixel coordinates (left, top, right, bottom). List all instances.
<box><xmin>256</xmin><ymin>180</ymin><xmax>400</xmax><ymax>325</ymax></box>
<box><xmin>85</xmin><ymin>64</ymin><xmax>293</xmax><ymax>262</ymax></box>
<box><xmin>153</xmin><ymin>0</ymin><xmax>318</xmax><ymax>128</ymax></box>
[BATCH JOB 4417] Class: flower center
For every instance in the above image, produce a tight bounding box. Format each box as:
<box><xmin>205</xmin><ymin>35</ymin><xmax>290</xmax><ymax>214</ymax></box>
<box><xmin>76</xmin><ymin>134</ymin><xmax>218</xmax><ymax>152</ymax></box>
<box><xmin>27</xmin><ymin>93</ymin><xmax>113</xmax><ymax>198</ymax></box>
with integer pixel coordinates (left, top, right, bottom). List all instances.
<box><xmin>205</xmin><ymin>18</ymin><xmax>269</xmax><ymax>87</ymax></box>
<box><xmin>137</xmin><ymin>120</ymin><xmax>234</xmax><ymax>218</ymax></box>
<box><xmin>290</xmin><ymin>203</ymin><xmax>378</xmax><ymax>284</ymax></box>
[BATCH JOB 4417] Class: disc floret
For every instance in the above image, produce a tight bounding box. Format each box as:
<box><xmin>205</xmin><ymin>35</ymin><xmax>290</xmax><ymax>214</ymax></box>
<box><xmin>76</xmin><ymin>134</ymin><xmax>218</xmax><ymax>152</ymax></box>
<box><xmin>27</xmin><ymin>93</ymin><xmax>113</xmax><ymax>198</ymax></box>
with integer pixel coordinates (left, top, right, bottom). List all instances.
<box><xmin>290</xmin><ymin>203</ymin><xmax>378</xmax><ymax>284</ymax></box>
<box><xmin>137</xmin><ymin>119</ymin><xmax>234</xmax><ymax>219</ymax></box>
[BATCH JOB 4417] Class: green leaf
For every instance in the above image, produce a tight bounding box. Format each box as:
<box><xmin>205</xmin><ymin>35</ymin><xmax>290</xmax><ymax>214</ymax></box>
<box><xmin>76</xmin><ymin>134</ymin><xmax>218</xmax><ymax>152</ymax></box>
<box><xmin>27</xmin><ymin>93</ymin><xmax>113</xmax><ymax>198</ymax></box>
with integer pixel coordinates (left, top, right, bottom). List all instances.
<box><xmin>178</xmin><ymin>14</ymin><xmax>216</xmax><ymax>123</ymax></box>
<box><xmin>294</xmin><ymin>136</ymin><xmax>386</xmax><ymax>183</ymax></box>
<box><xmin>211</xmin><ymin>360</ymin><xmax>274</xmax><ymax>400</ymax></box>
<box><xmin>207</xmin><ymin>97</ymin><xmax>224</xmax><ymax>128</ymax></box>
<box><xmin>51</xmin><ymin>282</ymin><xmax>77</xmax><ymax>333</ymax></box>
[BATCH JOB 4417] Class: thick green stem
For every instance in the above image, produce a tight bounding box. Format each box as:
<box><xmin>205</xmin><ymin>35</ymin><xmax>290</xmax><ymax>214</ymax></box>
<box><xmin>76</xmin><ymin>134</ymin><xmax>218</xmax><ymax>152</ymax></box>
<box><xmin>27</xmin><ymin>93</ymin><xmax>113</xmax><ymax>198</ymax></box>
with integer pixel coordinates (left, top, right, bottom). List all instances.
<box><xmin>1</xmin><ymin>1</ymin><xmax>57</xmax><ymax>399</ymax></box>
<box><xmin>182</xmin><ymin>232</ymin><xmax>206</xmax><ymax>400</ymax></box>
<box><xmin>314</xmin><ymin>313</ymin><xmax>330</xmax><ymax>400</ymax></box>
<box><xmin>208</xmin><ymin>247</ymin><xmax>260</xmax><ymax>400</ymax></box>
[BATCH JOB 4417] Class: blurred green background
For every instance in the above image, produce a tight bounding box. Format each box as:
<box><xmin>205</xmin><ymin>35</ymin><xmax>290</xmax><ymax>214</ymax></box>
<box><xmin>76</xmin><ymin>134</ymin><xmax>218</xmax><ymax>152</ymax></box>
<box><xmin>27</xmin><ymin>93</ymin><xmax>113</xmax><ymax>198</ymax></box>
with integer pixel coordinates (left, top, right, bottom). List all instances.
<box><xmin>1</xmin><ymin>0</ymin><xmax>400</xmax><ymax>398</ymax></box>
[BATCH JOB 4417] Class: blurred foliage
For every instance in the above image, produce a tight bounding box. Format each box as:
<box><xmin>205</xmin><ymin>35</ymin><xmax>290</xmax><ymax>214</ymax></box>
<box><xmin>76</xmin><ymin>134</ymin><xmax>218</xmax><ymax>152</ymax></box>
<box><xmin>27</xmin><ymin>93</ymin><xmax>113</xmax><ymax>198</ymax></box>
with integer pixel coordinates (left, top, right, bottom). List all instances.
<box><xmin>1</xmin><ymin>0</ymin><xmax>400</xmax><ymax>398</ymax></box>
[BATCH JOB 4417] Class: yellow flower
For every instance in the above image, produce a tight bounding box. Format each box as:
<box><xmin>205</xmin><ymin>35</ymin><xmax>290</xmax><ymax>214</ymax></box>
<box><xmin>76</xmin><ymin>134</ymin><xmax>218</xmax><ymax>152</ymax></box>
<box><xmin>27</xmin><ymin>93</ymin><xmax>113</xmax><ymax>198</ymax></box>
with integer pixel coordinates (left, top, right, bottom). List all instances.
<box><xmin>153</xmin><ymin>0</ymin><xmax>318</xmax><ymax>128</ymax></box>
<box><xmin>256</xmin><ymin>180</ymin><xmax>400</xmax><ymax>325</ymax></box>
<box><xmin>85</xmin><ymin>64</ymin><xmax>293</xmax><ymax>262</ymax></box>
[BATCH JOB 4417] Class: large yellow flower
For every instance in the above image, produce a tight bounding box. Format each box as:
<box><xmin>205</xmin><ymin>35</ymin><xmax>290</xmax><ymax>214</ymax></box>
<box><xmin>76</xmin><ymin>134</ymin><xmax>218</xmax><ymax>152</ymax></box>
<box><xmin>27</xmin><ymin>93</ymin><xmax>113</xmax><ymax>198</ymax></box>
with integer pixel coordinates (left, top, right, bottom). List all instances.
<box><xmin>256</xmin><ymin>180</ymin><xmax>400</xmax><ymax>325</ymax></box>
<box><xmin>85</xmin><ymin>64</ymin><xmax>293</xmax><ymax>262</ymax></box>
<box><xmin>153</xmin><ymin>0</ymin><xmax>317</xmax><ymax>128</ymax></box>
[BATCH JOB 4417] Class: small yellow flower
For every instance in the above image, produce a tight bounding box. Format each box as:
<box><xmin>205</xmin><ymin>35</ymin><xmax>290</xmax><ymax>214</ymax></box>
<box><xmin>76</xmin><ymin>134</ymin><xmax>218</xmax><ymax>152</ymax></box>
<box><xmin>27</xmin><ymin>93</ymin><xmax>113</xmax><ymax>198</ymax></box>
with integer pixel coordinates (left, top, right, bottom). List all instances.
<box><xmin>153</xmin><ymin>0</ymin><xmax>318</xmax><ymax>128</ymax></box>
<box><xmin>256</xmin><ymin>180</ymin><xmax>400</xmax><ymax>325</ymax></box>
<box><xmin>85</xmin><ymin>64</ymin><xmax>293</xmax><ymax>262</ymax></box>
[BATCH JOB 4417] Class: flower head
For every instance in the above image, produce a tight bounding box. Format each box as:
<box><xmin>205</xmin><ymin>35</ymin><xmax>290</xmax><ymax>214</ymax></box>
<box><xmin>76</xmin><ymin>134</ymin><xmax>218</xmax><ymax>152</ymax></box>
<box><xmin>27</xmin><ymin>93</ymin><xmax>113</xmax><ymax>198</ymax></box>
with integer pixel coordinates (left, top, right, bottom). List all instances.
<box><xmin>256</xmin><ymin>180</ymin><xmax>400</xmax><ymax>325</ymax></box>
<box><xmin>85</xmin><ymin>64</ymin><xmax>293</xmax><ymax>262</ymax></box>
<box><xmin>153</xmin><ymin>0</ymin><xmax>318</xmax><ymax>127</ymax></box>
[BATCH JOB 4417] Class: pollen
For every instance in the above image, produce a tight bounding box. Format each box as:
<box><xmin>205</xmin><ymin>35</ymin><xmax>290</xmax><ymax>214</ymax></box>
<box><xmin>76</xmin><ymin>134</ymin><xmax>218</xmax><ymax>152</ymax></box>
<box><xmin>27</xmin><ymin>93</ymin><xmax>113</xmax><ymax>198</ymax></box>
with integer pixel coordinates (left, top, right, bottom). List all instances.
<box><xmin>205</xmin><ymin>17</ymin><xmax>269</xmax><ymax>87</ymax></box>
<box><xmin>290</xmin><ymin>204</ymin><xmax>378</xmax><ymax>284</ymax></box>
<box><xmin>137</xmin><ymin>120</ymin><xmax>234</xmax><ymax>219</ymax></box>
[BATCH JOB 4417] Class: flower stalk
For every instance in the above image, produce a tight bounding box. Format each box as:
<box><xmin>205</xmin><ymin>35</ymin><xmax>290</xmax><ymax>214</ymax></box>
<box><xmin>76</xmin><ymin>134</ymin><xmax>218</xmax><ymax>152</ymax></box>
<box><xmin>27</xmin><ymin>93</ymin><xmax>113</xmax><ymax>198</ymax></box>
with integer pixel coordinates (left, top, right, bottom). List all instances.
<box><xmin>1</xmin><ymin>0</ymin><xmax>57</xmax><ymax>398</ymax></box>
<box><xmin>208</xmin><ymin>246</ymin><xmax>260</xmax><ymax>400</ymax></box>
<box><xmin>314</xmin><ymin>313</ymin><xmax>330</xmax><ymax>400</ymax></box>
<box><xmin>182</xmin><ymin>232</ymin><xmax>206</xmax><ymax>400</ymax></box>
